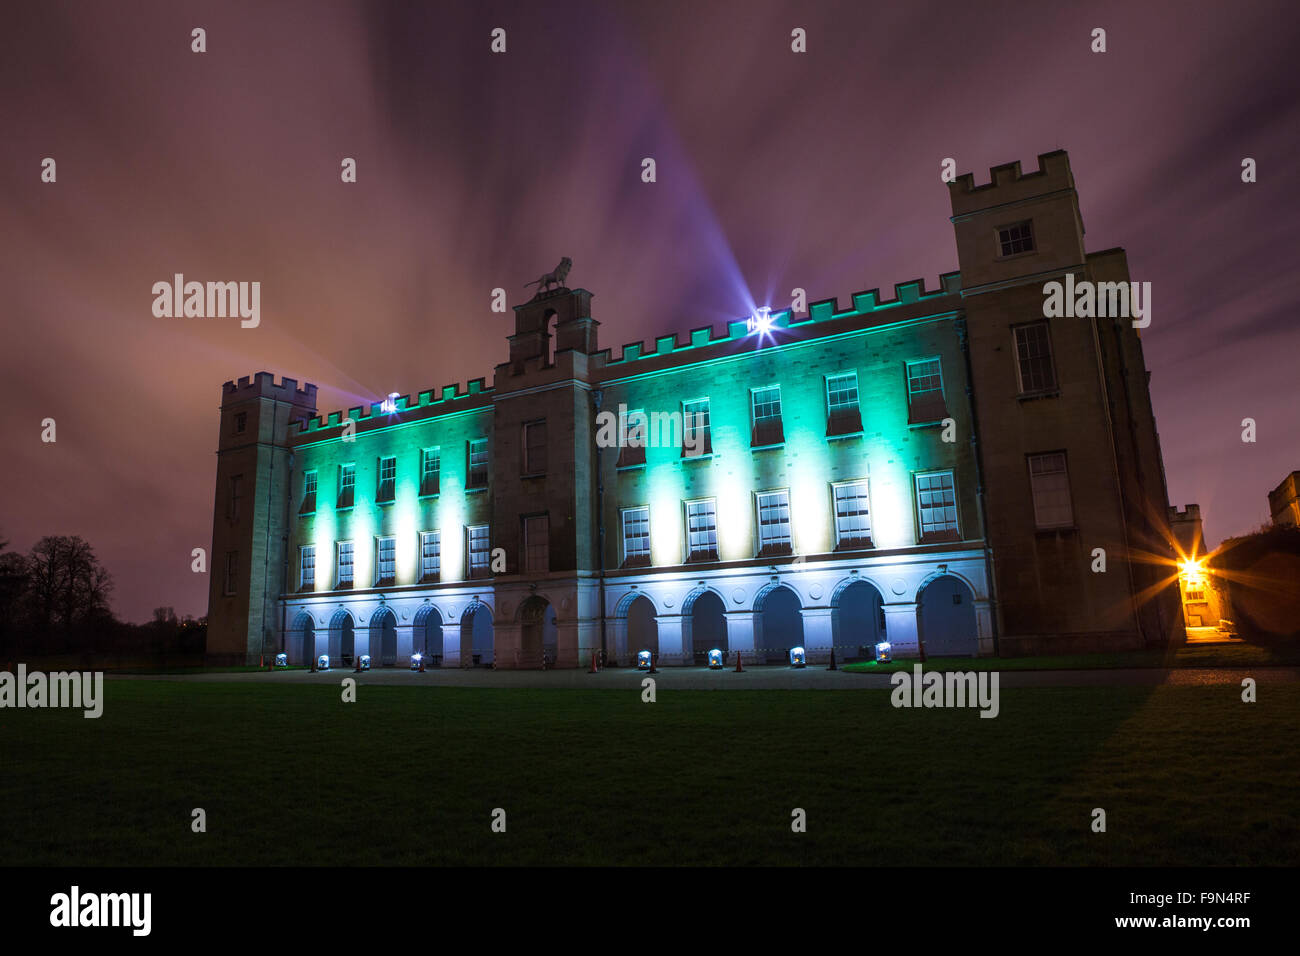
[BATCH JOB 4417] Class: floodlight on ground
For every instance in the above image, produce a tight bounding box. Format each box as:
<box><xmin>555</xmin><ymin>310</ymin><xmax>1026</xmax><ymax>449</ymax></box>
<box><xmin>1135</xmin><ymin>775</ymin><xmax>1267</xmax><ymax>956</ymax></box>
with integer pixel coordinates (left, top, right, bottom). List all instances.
<box><xmin>410</xmin><ymin>653</ymin><xmax>423</xmax><ymax>670</ymax></box>
<box><xmin>637</xmin><ymin>650</ymin><xmax>652</xmax><ymax>670</ymax></box>
<box><xmin>875</xmin><ymin>641</ymin><xmax>892</xmax><ymax>663</ymax></box>
<box><xmin>708</xmin><ymin>648</ymin><xmax>723</xmax><ymax>669</ymax></box>
<box><xmin>317</xmin><ymin>654</ymin><xmax>330</xmax><ymax>671</ymax></box>
<box><xmin>789</xmin><ymin>646</ymin><xmax>806</xmax><ymax>667</ymax></box>
<box><xmin>359</xmin><ymin>654</ymin><xmax>371</xmax><ymax>671</ymax></box>
<box><xmin>274</xmin><ymin>653</ymin><xmax>287</xmax><ymax>668</ymax></box>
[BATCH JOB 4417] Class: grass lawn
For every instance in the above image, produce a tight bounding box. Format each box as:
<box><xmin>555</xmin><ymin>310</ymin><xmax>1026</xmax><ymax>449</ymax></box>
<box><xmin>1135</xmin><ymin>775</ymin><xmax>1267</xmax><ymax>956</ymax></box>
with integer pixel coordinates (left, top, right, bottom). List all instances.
<box><xmin>842</xmin><ymin>641</ymin><xmax>1300</xmax><ymax>673</ymax></box>
<box><xmin>1</xmin><ymin>680</ymin><xmax>1295</xmax><ymax>866</ymax></box>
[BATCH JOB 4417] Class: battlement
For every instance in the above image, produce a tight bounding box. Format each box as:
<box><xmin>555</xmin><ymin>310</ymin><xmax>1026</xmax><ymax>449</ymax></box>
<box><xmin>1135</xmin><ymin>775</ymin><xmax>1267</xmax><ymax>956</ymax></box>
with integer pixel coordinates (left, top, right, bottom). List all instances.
<box><xmin>298</xmin><ymin>377</ymin><xmax>494</xmax><ymax>435</ymax></box>
<box><xmin>592</xmin><ymin>272</ymin><xmax>962</xmax><ymax>370</ymax></box>
<box><xmin>949</xmin><ymin>150</ymin><xmax>1075</xmax><ymax>217</ymax></box>
<box><xmin>1168</xmin><ymin>504</ymin><xmax>1202</xmax><ymax>521</ymax></box>
<box><xmin>222</xmin><ymin>372</ymin><xmax>318</xmax><ymax>408</ymax></box>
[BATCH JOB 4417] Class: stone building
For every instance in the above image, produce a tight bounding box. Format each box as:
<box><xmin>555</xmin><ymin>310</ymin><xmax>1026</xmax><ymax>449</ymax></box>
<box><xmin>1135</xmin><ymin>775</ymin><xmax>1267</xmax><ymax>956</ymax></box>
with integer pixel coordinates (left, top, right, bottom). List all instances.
<box><xmin>206</xmin><ymin>150</ymin><xmax>1183</xmax><ymax>667</ymax></box>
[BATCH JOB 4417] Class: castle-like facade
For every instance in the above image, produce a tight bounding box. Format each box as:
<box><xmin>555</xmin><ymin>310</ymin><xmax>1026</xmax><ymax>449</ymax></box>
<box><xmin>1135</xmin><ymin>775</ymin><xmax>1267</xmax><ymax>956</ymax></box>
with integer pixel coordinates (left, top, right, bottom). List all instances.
<box><xmin>206</xmin><ymin>151</ymin><xmax>1184</xmax><ymax>667</ymax></box>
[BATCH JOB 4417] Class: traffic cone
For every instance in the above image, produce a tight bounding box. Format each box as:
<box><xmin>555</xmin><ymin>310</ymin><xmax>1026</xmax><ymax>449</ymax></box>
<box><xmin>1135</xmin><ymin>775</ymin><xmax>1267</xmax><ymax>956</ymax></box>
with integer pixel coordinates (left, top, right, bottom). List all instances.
<box><xmin>310</xmin><ymin>655</ymin><xmax>317</xmax><ymax>673</ymax></box>
<box><xmin>419</xmin><ymin>655</ymin><xmax>426</xmax><ymax>672</ymax></box>
<box><xmin>648</xmin><ymin>653</ymin><xmax>658</xmax><ymax>674</ymax></box>
<box><xmin>588</xmin><ymin>650</ymin><xmax>599</xmax><ymax>673</ymax></box>
<box><xmin>827</xmin><ymin>648</ymin><xmax>837</xmax><ymax>671</ymax></box>
<box><xmin>354</xmin><ymin>656</ymin><xmax>361</xmax><ymax>673</ymax></box>
<box><xmin>734</xmin><ymin>651</ymin><xmax>744</xmax><ymax>672</ymax></box>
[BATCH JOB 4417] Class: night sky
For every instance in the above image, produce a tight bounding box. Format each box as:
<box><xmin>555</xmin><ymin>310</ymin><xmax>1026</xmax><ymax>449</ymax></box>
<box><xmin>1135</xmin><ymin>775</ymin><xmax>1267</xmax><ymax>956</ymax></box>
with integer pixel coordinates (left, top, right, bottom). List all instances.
<box><xmin>2</xmin><ymin>0</ymin><xmax>1296</xmax><ymax>623</ymax></box>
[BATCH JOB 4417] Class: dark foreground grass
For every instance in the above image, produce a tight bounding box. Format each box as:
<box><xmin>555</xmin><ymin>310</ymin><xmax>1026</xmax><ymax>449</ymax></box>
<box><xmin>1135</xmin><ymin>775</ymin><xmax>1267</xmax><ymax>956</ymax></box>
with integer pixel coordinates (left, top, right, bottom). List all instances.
<box><xmin>843</xmin><ymin>641</ymin><xmax>1300</xmax><ymax>673</ymax></box>
<box><xmin>1</xmin><ymin>680</ymin><xmax>1295</xmax><ymax>866</ymax></box>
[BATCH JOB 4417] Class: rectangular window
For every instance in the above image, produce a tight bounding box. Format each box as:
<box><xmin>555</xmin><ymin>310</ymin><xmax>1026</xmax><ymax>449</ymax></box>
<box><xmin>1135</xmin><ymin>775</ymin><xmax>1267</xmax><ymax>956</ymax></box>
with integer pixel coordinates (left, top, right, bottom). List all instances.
<box><xmin>234</xmin><ymin>412</ymin><xmax>247</xmax><ymax>434</ymax></box>
<box><xmin>467</xmin><ymin>439</ymin><xmax>489</xmax><ymax>490</ymax></box>
<box><xmin>915</xmin><ymin>471</ymin><xmax>959</xmax><ymax>542</ymax></box>
<box><xmin>1014</xmin><ymin>322</ymin><xmax>1057</xmax><ymax>394</ymax></box>
<box><xmin>756</xmin><ymin>490</ymin><xmax>792</xmax><ymax>556</ymax></box>
<box><xmin>522</xmin><ymin>514</ymin><xmax>549</xmax><ymax>573</ymax></box>
<box><xmin>1185</xmin><ymin>584</ymin><xmax>1205</xmax><ymax>602</ymax></box>
<box><xmin>685</xmin><ymin>498</ymin><xmax>718</xmax><ymax>562</ymax></box>
<box><xmin>906</xmin><ymin>358</ymin><xmax>947</xmax><ymax>424</ymax></box>
<box><xmin>338</xmin><ymin>464</ymin><xmax>355</xmax><ymax>509</ymax></box>
<box><xmin>617</xmin><ymin>410</ymin><xmax>647</xmax><ymax>468</ymax></box>
<box><xmin>833</xmin><ymin>480</ymin><xmax>873</xmax><ymax>549</ymax></box>
<box><xmin>376</xmin><ymin>456</ymin><xmax>396</xmax><ymax>503</ymax></box>
<box><xmin>299</xmin><ymin>545</ymin><xmax>315</xmax><ymax>590</ymax></box>
<box><xmin>375</xmin><ymin>536</ymin><xmax>396</xmax><ymax>586</ymax></box>
<box><xmin>825</xmin><ymin>372</ymin><xmax>863</xmax><ymax>436</ymax></box>
<box><xmin>523</xmin><ymin>421</ymin><xmax>547</xmax><ymax>476</ymax></box>
<box><xmin>1028</xmin><ymin>452</ymin><xmax>1074</xmax><ymax>529</ymax></box>
<box><xmin>227</xmin><ymin>475</ymin><xmax>243</xmax><ymax>520</ymax></box>
<box><xmin>301</xmin><ymin>471</ymin><xmax>317</xmax><ymax>514</ymax></box>
<box><xmin>467</xmin><ymin>525</ymin><xmax>491</xmax><ymax>578</ymax></box>
<box><xmin>420</xmin><ymin>448</ymin><xmax>440</xmax><ymax>496</ymax></box>
<box><xmin>420</xmin><ymin>531</ymin><xmax>441</xmax><ymax>581</ymax></box>
<box><xmin>682</xmin><ymin>399</ymin><xmax>712</xmax><ymax>457</ymax></box>
<box><xmin>223</xmin><ymin>551</ymin><xmax>238</xmax><ymax>595</ymax></box>
<box><xmin>336</xmin><ymin>541</ymin><xmax>354</xmax><ymax>588</ymax></box>
<box><xmin>622</xmin><ymin>506</ymin><xmax>650</xmax><ymax>567</ymax></box>
<box><xmin>998</xmin><ymin>219</ymin><xmax>1035</xmax><ymax>257</ymax></box>
<box><xmin>751</xmin><ymin>386</ymin><xmax>784</xmax><ymax>447</ymax></box>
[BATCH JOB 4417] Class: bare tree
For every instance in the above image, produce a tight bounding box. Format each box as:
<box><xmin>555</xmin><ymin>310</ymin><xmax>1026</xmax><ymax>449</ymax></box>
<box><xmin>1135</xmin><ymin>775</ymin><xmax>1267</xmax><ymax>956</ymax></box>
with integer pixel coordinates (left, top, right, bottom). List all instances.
<box><xmin>25</xmin><ymin>535</ymin><xmax>114</xmax><ymax>636</ymax></box>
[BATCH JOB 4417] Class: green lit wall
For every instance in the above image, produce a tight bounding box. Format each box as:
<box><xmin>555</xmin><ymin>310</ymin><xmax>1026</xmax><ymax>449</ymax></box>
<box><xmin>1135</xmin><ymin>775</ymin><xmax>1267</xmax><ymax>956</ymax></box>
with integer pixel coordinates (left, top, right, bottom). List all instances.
<box><xmin>598</xmin><ymin>313</ymin><xmax>979</xmax><ymax>571</ymax></box>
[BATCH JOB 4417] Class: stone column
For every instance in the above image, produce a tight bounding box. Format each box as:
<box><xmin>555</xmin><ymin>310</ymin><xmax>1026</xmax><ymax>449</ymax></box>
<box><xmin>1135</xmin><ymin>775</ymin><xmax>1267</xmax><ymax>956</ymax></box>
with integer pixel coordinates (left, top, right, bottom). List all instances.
<box><xmin>974</xmin><ymin>600</ymin><xmax>994</xmax><ymax>657</ymax></box>
<box><xmin>654</xmin><ymin>614</ymin><xmax>687</xmax><ymax>665</ymax></box>
<box><xmin>800</xmin><ymin>607</ymin><xmax>834</xmax><ymax>663</ymax></box>
<box><xmin>882</xmin><ymin>602</ymin><xmax>920</xmax><ymax>658</ymax></box>
<box><xmin>724</xmin><ymin>610</ymin><xmax>756</xmax><ymax>664</ymax></box>
<box><xmin>439</xmin><ymin>622</ymin><xmax>463</xmax><ymax>668</ymax></box>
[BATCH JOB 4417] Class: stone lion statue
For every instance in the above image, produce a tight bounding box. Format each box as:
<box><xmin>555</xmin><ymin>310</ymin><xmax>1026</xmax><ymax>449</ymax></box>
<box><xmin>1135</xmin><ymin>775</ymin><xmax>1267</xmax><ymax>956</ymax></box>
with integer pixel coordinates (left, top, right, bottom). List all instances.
<box><xmin>524</xmin><ymin>257</ymin><xmax>572</xmax><ymax>295</ymax></box>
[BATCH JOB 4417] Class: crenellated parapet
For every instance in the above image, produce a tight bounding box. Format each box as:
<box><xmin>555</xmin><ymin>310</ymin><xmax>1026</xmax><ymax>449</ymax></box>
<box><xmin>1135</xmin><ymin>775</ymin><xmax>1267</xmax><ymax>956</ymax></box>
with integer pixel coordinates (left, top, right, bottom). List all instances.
<box><xmin>221</xmin><ymin>372</ymin><xmax>318</xmax><ymax>408</ymax></box>
<box><xmin>297</xmin><ymin>377</ymin><xmax>494</xmax><ymax>435</ymax></box>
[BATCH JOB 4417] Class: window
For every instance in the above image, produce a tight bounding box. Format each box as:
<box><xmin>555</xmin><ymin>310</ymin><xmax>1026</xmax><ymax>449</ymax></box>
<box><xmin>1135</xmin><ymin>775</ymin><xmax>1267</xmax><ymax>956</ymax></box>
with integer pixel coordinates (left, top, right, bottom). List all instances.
<box><xmin>222</xmin><ymin>551</ymin><xmax>238</xmax><ymax>595</ymax></box>
<box><xmin>621</xmin><ymin>506</ymin><xmax>650</xmax><ymax>567</ymax></box>
<box><xmin>375</xmin><ymin>536</ymin><xmax>396</xmax><ymax>586</ymax></box>
<box><xmin>751</xmin><ymin>386</ymin><xmax>784</xmax><ymax>447</ymax></box>
<box><xmin>1185</xmin><ymin>583</ymin><xmax>1205</xmax><ymax>602</ymax></box>
<box><xmin>376</xmin><ymin>456</ymin><xmax>396</xmax><ymax>503</ymax></box>
<box><xmin>1014</xmin><ymin>322</ymin><xmax>1057</xmax><ymax>393</ymax></box>
<box><xmin>523</xmin><ymin>421</ymin><xmax>547</xmax><ymax>476</ymax></box>
<box><xmin>420</xmin><ymin>448</ymin><xmax>440</xmax><ymax>496</ymax></box>
<box><xmin>337</xmin><ymin>464</ymin><xmax>355</xmax><ymax>509</ymax></box>
<box><xmin>234</xmin><ymin>412</ymin><xmax>247</xmax><ymax>434</ymax></box>
<box><xmin>467</xmin><ymin>524</ymin><xmax>491</xmax><ymax>578</ymax></box>
<box><xmin>825</xmin><ymin>372</ymin><xmax>863</xmax><ymax>436</ymax></box>
<box><xmin>1027</xmin><ymin>452</ymin><xmax>1074</xmax><ymax>529</ymax></box>
<box><xmin>915</xmin><ymin>471</ymin><xmax>959</xmax><ymax>542</ymax></box>
<box><xmin>522</xmin><ymin>514</ymin><xmax>549</xmax><ymax>573</ymax></box>
<box><xmin>301</xmin><ymin>471</ymin><xmax>317</xmax><ymax>514</ymax></box>
<box><xmin>682</xmin><ymin>399</ymin><xmax>712</xmax><ymax>457</ymax></box>
<box><xmin>467</xmin><ymin>439</ymin><xmax>489</xmax><ymax>490</ymax></box>
<box><xmin>299</xmin><ymin>545</ymin><xmax>315</xmax><ymax>590</ymax></box>
<box><xmin>906</xmin><ymin>358</ymin><xmax>947</xmax><ymax>424</ymax></box>
<box><xmin>420</xmin><ymin>531</ymin><xmax>441</xmax><ymax>581</ymax></box>
<box><xmin>336</xmin><ymin>541</ymin><xmax>354</xmax><ymax>588</ymax></box>
<box><xmin>617</xmin><ymin>411</ymin><xmax>647</xmax><ymax>468</ymax></box>
<box><xmin>833</xmin><ymin>480</ymin><xmax>873</xmax><ymax>549</ymax></box>
<box><xmin>756</xmin><ymin>490</ymin><xmax>792</xmax><ymax>556</ymax></box>
<box><xmin>685</xmin><ymin>499</ymin><xmax>718</xmax><ymax>561</ymax></box>
<box><xmin>227</xmin><ymin>475</ymin><xmax>243</xmax><ymax>520</ymax></box>
<box><xmin>997</xmin><ymin>219</ymin><xmax>1035</xmax><ymax>257</ymax></box>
